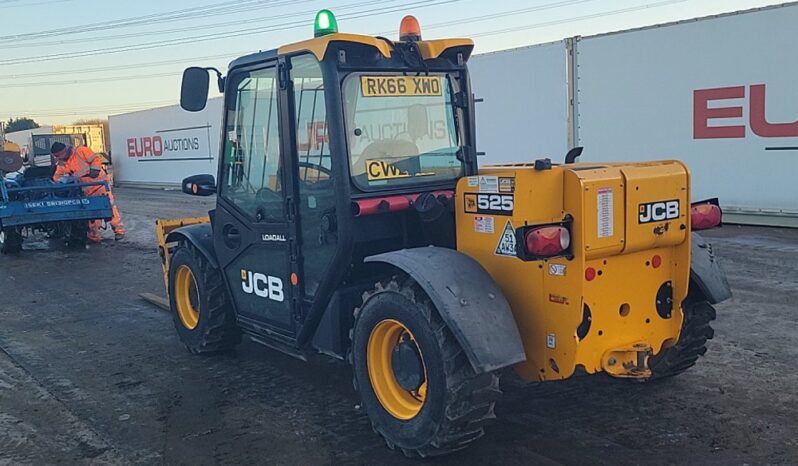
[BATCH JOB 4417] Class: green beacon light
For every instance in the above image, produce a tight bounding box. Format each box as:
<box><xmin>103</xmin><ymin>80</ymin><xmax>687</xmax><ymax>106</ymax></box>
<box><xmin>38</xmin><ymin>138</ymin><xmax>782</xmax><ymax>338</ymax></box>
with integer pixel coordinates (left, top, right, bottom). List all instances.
<box><xmin>314</xmin><ymin>9</ymin><xmax>338</xmax><ymax>37</ymax></box>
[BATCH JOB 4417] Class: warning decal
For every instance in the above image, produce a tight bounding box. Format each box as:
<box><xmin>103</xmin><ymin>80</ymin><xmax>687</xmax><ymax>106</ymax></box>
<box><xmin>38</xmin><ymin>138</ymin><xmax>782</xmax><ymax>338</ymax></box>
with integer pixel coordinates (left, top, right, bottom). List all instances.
<box><xmin>474</xmin><ymin>216</ymin><xmax>495</xmax><ymax>234</ymax></box>
<box><xmin>495</xmin><ymin>220</ymin><xmax>517</xmax><ymax>257</ymax></box>
<box><xmin>478</xmin><ymin>176</ymin><xmax>499</xmax><ymax>193</ymax></box>
<box><xmin>597</xmin><ymin>187</ymin><xmax>614</xmax><ymax>238</ymax></box>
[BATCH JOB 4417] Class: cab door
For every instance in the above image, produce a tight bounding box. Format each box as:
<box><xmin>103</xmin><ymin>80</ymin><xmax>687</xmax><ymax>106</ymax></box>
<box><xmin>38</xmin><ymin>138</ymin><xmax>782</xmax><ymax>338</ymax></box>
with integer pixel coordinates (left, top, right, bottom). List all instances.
<box><xmin>213</xmin><ymin>59</ymin><xmax>299</xmax><ymax>338</ymax></box>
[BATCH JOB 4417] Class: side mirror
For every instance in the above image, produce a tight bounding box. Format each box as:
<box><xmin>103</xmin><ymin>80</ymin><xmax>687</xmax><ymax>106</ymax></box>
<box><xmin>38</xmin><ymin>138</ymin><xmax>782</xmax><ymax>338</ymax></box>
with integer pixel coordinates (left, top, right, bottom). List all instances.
<box><xmin>181</xmin><ymin>67</ymin><xmax>210</xmax><ymax>112</ymax></box>
<box><xmin>182</xmin><ymin>174</ymin><xmax>216</xmax><ymax>196</ymax></box>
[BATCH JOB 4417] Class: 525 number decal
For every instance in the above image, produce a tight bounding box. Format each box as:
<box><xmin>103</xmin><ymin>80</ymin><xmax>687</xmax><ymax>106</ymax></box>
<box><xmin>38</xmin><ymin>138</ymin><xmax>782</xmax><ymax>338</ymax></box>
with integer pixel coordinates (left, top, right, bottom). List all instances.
<box><xmin>465</xmin><ymin>193</ymin><xmax>514</xmax><ymax>215</ymax></box>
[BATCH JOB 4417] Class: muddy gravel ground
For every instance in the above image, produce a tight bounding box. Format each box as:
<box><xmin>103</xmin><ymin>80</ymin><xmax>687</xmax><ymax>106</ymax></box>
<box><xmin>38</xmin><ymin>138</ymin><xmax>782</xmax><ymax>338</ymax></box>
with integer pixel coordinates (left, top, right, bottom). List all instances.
<box><xmin>0</xmin><ymin>187</ymin><xmax>796</xmax><ymax>465</ymax></box>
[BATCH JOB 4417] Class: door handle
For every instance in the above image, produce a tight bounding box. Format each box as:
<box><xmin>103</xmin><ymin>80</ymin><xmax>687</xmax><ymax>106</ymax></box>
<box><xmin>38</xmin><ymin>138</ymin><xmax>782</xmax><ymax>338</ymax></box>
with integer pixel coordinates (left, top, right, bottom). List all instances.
<box><xmin>222</xmin><ymin>225</ymin><xmax>241</xmax><ymax>249</ymax></box>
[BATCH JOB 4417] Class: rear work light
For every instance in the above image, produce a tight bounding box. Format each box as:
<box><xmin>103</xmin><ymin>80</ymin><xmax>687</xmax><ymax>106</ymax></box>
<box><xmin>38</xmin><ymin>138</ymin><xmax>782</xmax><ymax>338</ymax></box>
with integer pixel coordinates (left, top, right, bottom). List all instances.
<box><xmin>691</xmin><ymin>202</ymin><xmax>722</xmax><ymax>230</ymax></box>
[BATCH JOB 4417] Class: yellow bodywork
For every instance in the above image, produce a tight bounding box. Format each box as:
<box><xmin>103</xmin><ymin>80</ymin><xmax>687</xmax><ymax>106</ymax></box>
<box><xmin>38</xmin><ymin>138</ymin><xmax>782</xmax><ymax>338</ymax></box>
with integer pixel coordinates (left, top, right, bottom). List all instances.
<box><xmin>155</xmin><ymin>216</ymin><xmax>209</xmax><ymax>293</ymax></box>
<box><xmin>456</xmin><ymin>161</ymin><xmax>691</xmax><ymax>382</ymax></box>
<box><xmin>278</xmin><ymin>32</ymin><xmax>472</xmax><ymax>60</ymax></box>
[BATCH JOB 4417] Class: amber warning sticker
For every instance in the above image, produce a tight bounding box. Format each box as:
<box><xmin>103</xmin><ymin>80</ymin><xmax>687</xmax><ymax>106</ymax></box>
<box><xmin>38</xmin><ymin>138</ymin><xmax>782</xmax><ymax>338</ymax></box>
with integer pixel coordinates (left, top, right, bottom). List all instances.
<box><xmin>366</xmin><ymin>159</ymin><xmax>411</xmax><ymax>181</ymax></box>
<box><xmin>361</xmin><ymin>76</ymin><xmax>442</xmax><ymax>97</ymax></box>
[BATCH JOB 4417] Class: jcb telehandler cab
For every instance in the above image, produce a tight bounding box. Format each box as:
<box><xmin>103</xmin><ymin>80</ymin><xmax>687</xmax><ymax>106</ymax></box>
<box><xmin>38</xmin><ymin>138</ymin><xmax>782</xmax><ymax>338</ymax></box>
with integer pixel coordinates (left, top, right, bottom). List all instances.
<box><xmin>157</xmin><ymin>11</ymin><xmax>730</xmax><ymax>457</ymax></box>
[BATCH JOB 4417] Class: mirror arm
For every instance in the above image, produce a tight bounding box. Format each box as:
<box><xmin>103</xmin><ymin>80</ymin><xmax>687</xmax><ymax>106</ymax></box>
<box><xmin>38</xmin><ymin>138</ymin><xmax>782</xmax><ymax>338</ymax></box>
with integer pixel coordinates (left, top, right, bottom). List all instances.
<box><xmin>205</xmin><ymin>67</ymin><xmax>225</xmax><ymax>93</ymax></box>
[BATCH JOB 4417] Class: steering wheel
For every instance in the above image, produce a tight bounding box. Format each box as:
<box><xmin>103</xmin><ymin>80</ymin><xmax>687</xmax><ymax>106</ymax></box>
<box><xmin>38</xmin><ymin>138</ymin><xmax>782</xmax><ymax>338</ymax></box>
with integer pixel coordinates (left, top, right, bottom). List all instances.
<box><xmin>256</xmin><ymin>186</ymin><xmax>282</xmax><ymax>203</ymax></box>
<box><xmin>297</xmin><ymin>161</ymin><xmax>332</xmax><ymax>188</ymax></box>
<box><xmin>298</xmin><ymin>161</ymin><xmax>332</xmax><ymax>176</ymax></box>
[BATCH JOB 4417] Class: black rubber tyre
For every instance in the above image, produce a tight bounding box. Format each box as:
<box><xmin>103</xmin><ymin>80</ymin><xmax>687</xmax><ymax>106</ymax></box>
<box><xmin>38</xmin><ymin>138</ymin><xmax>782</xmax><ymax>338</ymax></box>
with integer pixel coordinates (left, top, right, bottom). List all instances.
<box><xmin>350</xmin><ymin>277</ymin><xmax>501</xmax><ymax>458</ymax></box>
<box><xmin>0</xmin><ymin>229</ymin><xmax>23</xmax><ymax>254</ymax></box>
<box><xmin>64</xmin><ymin>222</ymin><xmax>88</xmax><ymax>249</ymax></box>
<box><xmin>649</xmin><ymin>298</ymin><xmax>716</xmax><ymax>380</ymax></box>
<box><xmin>168</xmin><ymin>243</ymin><xmax>241</xmax><ymax>354</ymax></box>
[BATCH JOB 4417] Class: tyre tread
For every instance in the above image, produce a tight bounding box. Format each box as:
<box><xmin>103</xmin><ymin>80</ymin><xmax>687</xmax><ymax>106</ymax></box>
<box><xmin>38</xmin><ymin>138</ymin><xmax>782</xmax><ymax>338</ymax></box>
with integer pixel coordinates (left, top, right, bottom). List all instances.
<box><xmin>649</xmin><ymin>299</ymin><xmax>716</xmax><ymax>380</ymax></box>
<box><xmin>176</xmin><ymin>243</ymin><xmax>240</xmax><ymax>354</ymax></box>
<box><xmin>352</xmin><ymin>276</ymin><xmax>501</xmax><ymax>458</ymax></box>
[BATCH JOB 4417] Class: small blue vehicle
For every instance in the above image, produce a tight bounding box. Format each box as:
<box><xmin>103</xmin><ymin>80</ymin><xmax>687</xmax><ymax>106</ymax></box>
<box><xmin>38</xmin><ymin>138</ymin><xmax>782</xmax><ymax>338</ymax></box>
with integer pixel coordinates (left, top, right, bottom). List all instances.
<box><xmin>0</xmin><ymin>165</ymin><xmax>114</xmax><ymax>254</ymax></box>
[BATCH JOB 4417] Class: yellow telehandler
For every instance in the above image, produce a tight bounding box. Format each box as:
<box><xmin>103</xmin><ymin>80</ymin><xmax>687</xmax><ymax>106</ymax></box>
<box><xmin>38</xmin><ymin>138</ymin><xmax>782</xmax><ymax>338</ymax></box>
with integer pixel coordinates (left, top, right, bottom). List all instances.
<box><xmin>157</xmin><ymin>11</ymin><xmax>730</xmax><ymax>457</ymax></box>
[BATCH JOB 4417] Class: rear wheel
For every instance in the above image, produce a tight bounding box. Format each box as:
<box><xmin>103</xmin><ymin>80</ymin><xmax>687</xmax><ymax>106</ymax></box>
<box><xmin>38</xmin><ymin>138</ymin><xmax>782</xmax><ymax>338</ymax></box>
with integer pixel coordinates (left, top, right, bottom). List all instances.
<box><xmin>350</xmin><ymin>278</ymin><xmax>501</xmax><ymax>458</ymax></box>
<box><xmin>64</xmin><ymin>222</ymin><xmax>88</xmax><ymax>249</ymax></box>
<box><xmin>169</xmin><ymin>243</ymin><xmax>241</xmax><ymax>353</ymax></box>
<box><xmin>0</xmin><ymin>228</ymin><xmax>23</xmax><ymax>254</ymax></box>
<box><xmin>649</xmin><ymin>298</ymin><xmax>716</xmax><ymax>380</ymax></box>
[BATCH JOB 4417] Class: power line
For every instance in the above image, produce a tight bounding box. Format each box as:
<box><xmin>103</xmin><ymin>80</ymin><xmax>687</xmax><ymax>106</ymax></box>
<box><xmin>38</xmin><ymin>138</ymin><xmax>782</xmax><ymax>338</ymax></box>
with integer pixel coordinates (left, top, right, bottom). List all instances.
<box><xmin>0</xmin><ymin>71</ymin><xmax>183</xmax><ymax>88</ymax></box>
<box><xmin>0</xmin><ymin>0</ymin><xmax>296</xmax><ymax>43</ymax></box>
<box><xmin>469</xmin><ymin>0</ymin><xmax>691</xmax><ymax>38</ymax></box>
<box><xmin>0</xmin><ymin>0</ymin><xmax>587</xmax><ymax>80</ymax></box>
<box><xmin>376</xmin><ymin>0</ymin><xmax>601</xmax><ymax>35</ymax></box>
<box><xmin>2</xmin><ymin>0</ymin><xmax>400</xmax><ymax>50</ymax></box>
<box><xmin>3</xmin><ymin>0</ymin><xmax>693</xmax><ymax>114</ymax></box>
<box><xmin>0</xmin><ymin>53</ymin><xmax>237</xmax><ymax>80</ymax></box>
<box><xmin>2</xmin><ymin>100</ymin><xmax>179</xmax><ymax>118</ymax></box>
<box><xmin>0</xmin><ymin>0</ymin><xmax>461</xmax><ymax>65</ymax></box>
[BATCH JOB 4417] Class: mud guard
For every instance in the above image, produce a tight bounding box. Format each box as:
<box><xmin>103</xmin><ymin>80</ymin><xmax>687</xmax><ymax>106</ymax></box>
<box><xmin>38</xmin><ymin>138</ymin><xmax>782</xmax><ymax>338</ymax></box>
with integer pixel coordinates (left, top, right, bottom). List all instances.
<box><xmin>690</xmin><ymin>232</ymin><xmax>732</xmax><ymax>304</ymax></box>
<box><xmin>365</xmin><ymin>247</ymin><xmax>527</xmax><ymax>374</ymax></box>
<box><xmin>166</xmin><ymin>223</ymin><xmax>218</xmax><ymax>269</ymax></box>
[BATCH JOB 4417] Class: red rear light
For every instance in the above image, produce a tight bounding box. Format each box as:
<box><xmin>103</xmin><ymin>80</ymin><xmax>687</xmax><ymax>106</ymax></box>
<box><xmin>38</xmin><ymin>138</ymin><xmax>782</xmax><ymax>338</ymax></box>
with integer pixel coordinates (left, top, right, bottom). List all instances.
<box><xmin>525</xmin><ymin>226</ymin><xmax>570</xmax><ymax>258</ymax></box>
<box><xmin>691</xmin><ymin>203</ymin><xmax>722</xmax><ymax>230</ymax></box>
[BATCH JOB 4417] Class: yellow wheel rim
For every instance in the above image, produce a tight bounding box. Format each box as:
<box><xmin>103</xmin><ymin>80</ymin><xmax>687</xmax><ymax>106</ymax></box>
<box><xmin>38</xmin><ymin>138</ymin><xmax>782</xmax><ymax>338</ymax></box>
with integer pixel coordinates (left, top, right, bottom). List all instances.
<box><xmin>174</xmin><ymin>265</ymin><xmax>200</xmax><ymax>330</ymax></box>
<box><xmin>367</xmin><ymin>319</ymin><xmax>428</xmax><ymax>420</ymax></box>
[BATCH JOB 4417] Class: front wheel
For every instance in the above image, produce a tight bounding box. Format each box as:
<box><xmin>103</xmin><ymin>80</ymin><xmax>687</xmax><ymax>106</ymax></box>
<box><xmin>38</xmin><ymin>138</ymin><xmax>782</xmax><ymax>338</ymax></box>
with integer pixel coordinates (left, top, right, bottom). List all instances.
<box><xmin>350</xmin><ymin>278</ymin><xmax>501</xmax><ymax>458</ymax></box>
<box><xmin>168</xmin><ymin>243</ymin><xmax>240</xmax><ymax>353</ymax></box>
<box><xmin>0</xmin><ymin>228</ymin><xmax>23</xmax><ymax>254</ymax></box>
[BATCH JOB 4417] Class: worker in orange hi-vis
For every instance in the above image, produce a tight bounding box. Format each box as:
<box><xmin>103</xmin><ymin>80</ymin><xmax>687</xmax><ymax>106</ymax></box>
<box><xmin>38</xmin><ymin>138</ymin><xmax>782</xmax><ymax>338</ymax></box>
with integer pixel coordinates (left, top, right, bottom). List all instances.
<box><xmin>50</xmin><ymin>142</ymin><xmax>126</xmax><ymax>242</ymax></box>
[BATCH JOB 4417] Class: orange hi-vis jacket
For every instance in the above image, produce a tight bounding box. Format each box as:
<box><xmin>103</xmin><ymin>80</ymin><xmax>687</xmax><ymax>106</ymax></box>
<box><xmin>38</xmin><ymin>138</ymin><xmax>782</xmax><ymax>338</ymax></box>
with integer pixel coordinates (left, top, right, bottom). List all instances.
<box><xmin>53</xmin><ymin>147</ymin><xmax>106</xmax><ymax>194</ymax></box>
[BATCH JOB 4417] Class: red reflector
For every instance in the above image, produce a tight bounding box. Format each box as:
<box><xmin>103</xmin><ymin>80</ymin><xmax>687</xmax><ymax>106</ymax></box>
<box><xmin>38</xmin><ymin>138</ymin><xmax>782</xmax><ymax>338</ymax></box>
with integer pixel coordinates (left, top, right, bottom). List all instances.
<box><xmin>691</xmin><ymin>203</ymin><xmax>722</xmax><ymax>230</ymax></box>
<box><xmin>525</xmin><ymin>226</ymin><xmax>570</xmax><ymax>258</ymax></box>
<box><xmin>585</xmin><ymin>267</ymin><xmax>596</xmax><ymax>281</ymax></box>
<box><xmin>652</xmin><ymin>255</ymin><xmax>662</xmax><ymax>268</ymax></box>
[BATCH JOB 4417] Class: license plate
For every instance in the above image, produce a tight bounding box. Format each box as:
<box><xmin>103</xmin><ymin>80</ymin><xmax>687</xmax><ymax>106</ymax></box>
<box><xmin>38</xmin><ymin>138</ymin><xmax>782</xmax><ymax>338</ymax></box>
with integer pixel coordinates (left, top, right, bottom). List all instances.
<box><xmin>360</xmin><ymin>76</ymin><xmax>442</xmax><ymax>97</ymax></box>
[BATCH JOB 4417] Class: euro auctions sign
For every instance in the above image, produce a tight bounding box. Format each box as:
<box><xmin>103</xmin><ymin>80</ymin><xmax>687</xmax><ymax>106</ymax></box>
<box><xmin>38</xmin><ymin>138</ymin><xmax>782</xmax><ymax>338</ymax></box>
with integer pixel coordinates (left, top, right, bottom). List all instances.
<box><xmin>127</xmin><ymin>135</ymin><xmax>201</xmax><ymax>157</ymax></box>
<box><xmin>694</xmin><ymin>84</ymin><xmax>798</xmax><ymax>140</ymax></box>
<box><xmin>126</xmin><ymin>125</ymin><xmax>210</xmax><ymax>160</ymax></box>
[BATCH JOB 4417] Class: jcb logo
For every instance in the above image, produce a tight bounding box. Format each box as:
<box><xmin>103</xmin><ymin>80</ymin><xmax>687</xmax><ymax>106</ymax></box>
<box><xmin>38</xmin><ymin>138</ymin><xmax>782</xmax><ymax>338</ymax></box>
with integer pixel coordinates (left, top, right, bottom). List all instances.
<box><xmin>639</xmin><ymin>200</ymin><xmax>680</xmax><ymax>224</ymax></box>
<box><xmin>241</xmin><ymin>269</ymin><xmax>284</xmax><ymax>302</ymax></box>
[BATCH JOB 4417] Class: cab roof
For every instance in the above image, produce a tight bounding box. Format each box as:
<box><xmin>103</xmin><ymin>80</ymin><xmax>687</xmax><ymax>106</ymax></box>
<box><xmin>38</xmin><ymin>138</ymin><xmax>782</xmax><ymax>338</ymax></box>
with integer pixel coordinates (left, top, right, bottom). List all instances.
<box><xmin>228</xmin><ymin>33</ymin><xmax>474</xmax><ymax>70</ymax></box>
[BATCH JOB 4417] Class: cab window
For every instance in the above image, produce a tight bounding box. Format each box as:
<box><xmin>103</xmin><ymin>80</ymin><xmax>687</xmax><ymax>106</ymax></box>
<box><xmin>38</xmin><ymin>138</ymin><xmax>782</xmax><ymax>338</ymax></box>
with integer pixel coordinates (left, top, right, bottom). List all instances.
<box><xmin>343</xmin><ymin>73</ymin><xmax>462</xmax><ymax>191</ymax></box>
<box><xmin>219</xmin><ymin>65</ymin><xmax>283</xmax><ymax>222</ymax></box>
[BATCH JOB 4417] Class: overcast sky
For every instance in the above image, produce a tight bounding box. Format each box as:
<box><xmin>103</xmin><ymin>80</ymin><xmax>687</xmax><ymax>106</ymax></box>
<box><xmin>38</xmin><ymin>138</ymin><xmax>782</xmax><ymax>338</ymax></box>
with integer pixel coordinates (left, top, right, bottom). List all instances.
<box><xmin>0</xmin><ymin>0</ymin><xmax>786</xmax><ymax>125</ymax></box>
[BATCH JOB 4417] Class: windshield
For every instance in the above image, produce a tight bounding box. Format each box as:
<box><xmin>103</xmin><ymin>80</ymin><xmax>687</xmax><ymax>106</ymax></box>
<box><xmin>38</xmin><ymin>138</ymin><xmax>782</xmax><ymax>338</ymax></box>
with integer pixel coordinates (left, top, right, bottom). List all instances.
<box><xmin>343</xmin><ymin>73</ymin><xmax>462</xmax><ymax>191</ymax></box>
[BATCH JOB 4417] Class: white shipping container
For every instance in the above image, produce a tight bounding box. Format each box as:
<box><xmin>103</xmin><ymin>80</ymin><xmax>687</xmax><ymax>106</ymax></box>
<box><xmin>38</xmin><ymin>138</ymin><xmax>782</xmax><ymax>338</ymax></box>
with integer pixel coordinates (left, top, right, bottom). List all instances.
<box><xmin>470</xmin><ymin>41</ymin><xmax>570</xmax><ymax>165</ymax></box>
<box><xmin>574</xmin><ymin>3</ymin><xmax>798</xmax><ymax>223</ymax></box>
<box><xmin>109</xmin><ymin>98</ymin><xmax>223</xmax><ymax>186</ymax></box>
